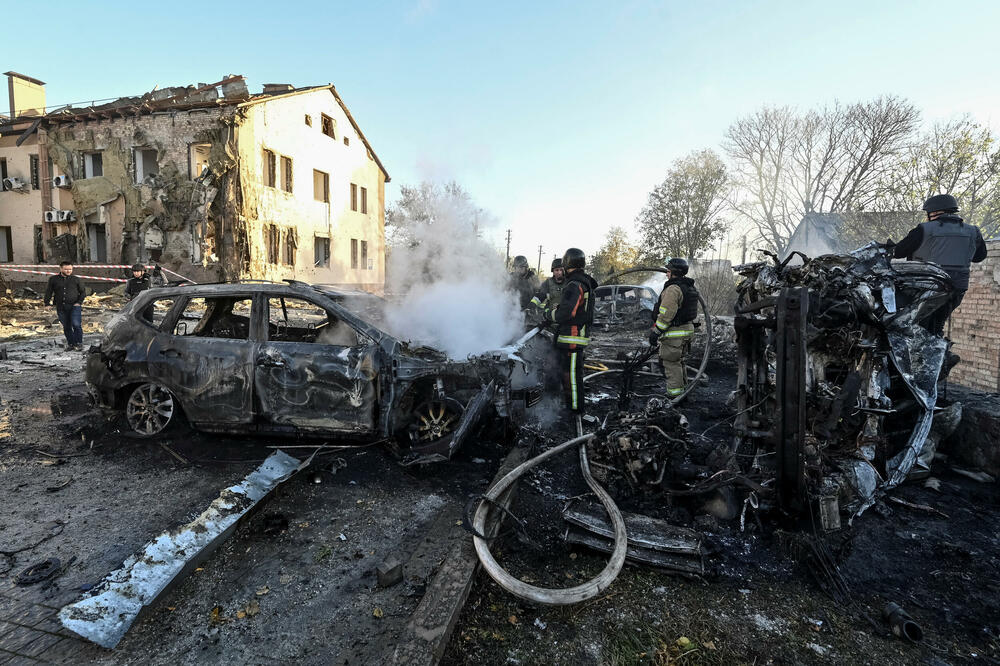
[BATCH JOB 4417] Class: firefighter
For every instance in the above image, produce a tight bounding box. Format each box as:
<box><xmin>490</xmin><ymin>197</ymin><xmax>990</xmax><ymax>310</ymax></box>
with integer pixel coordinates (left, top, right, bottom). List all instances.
<box><xmin>892</xmin><ymin>193</ymin><xmax>987</xmax><ymax>336</ymax></box>
<box><xmin>542</xmin><ymin>248</ymin><xmax>597</xmax><ymax>414</ymax></box>
<box><xmin>649</xmin><ymin>257</ymin><xmax>699</xmax><ymax>398</ymax></box>
<box><xmin>509</xmin><ymin>255</ymin><xmax>540</xmax><ymax>309</ymax></box>
<box><xmin>530</xmin><ymin>257</ymin><xmax>566</xmax><ymax>312</ymax></box>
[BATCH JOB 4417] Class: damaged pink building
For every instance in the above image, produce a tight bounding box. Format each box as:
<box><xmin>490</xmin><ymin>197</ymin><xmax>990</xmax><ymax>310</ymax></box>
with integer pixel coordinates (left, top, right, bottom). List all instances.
<box><xmin>0</xmin><ymin>72</ymin><xmax>389</xmax><ymax>291</ymax></box>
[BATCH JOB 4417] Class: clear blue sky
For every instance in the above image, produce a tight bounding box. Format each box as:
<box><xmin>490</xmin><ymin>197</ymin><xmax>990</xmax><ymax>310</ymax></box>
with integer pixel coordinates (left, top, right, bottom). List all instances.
<box><xmin>7</xmin><ymin>0</ymin><xmax>999</xmax><ymax>263</ymax></box>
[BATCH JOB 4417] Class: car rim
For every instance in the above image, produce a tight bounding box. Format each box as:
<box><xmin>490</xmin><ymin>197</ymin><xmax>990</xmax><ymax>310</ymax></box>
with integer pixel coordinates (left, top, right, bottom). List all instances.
<box><xmin>413</xmin><ymin>399</ymin><xmax>462</xmax><ymax>443</ymax></box>
<box><xmin>126</xmin><ymin>383</ymin><xmax>175</xmax><ymax>436</ymax></box>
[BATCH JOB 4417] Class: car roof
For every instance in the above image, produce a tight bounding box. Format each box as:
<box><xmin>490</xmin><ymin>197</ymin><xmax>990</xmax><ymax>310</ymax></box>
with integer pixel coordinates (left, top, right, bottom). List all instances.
<box><xmin>140</xmin><ymin>282</ymin><xmax>330</xmax><ymax>298</ymax></box>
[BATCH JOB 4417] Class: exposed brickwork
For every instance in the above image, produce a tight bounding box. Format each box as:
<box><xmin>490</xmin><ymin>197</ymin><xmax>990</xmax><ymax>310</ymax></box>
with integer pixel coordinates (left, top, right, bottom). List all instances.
<box><xmin>948</xmin><ymin>239</ymin><xmax>1000</xmax><ymax>393</ymax></box>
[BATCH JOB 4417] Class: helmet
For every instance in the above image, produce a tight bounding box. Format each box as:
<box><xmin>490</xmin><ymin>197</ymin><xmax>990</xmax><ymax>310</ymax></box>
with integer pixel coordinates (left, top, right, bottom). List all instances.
<box><xmin>131</xmin><ymin>263</ymin><xmax>144</xmax><ymax>272</ymax></box>
<box><xmin>562</xmin><ymin>248</ymin><xmax>586</xmax><ymax>271</ymax></box>
<box><xmin>551</xmin><ymin>258</ymin><xmax>563</xmax><ymax>270</ymax></box>
<box><xmin>666</xmin><ymin>257</ymin><xmax>689</xmax><ymax>276</ymax></box>
<box><xmin>922</xmin><ymin>193</ymin><xmax>959</xmax><ymax>213</ymax></box>
<box><xmin>512</xmin><ymin>255</ymin><xmax>529</xmax><ymax>269</ymax></box>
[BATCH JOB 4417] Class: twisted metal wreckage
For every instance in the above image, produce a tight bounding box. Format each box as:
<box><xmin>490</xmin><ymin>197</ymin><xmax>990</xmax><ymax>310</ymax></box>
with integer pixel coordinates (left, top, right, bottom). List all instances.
<box><xmin>474</xmin><ymin>246</ymin><xmax>963</xmax><ymax>605</ymax></box>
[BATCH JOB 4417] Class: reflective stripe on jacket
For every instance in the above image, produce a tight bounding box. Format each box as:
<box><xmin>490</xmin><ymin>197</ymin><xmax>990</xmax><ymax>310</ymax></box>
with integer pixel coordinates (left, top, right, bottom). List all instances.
<box><xmin>549</xmin><ymin>270</ymin><xmax>597</xmax><ymax>350</ymax></box>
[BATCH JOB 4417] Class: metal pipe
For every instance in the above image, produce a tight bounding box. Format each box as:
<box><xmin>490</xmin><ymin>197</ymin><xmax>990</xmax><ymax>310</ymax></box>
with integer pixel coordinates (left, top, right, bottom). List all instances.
<box><xmin>883</xmin><ymin>602</ymin><xmax>923</xmax><ymax>643</ymax></box>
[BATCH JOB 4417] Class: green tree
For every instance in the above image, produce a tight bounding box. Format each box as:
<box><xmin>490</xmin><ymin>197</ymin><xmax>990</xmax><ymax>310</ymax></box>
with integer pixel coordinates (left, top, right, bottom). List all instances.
<box><xmin>590</xmin><ymin>226</ymin><xmax>640</xmax><ymax>280</ymax></box>
<box><xmin>385</xmin><ymin>181</ymin><xmax>494</xmax><ymax>249</ymax></box>
<box><xmin>637</xmin><ymin>150</ymin><xmax>731</xmax><ymax>263</ymax></box>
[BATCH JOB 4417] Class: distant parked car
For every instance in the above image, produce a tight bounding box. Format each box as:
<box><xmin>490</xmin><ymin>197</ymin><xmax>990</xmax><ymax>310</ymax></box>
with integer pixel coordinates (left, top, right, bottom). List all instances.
<box><xmin>593</xmin><ymin>284</ymin><xmax>657</xmax><ymax>329</ymax></box>
<box><xmin>86</xmin><ymin>281</ymin><xmax>538</xmax><ymax>464</ymax></box>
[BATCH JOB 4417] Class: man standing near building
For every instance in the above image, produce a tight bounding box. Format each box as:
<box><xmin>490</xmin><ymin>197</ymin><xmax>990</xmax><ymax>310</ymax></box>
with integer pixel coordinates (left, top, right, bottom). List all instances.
<box><xmin>892</xmin><ymin>194</ymin><xmax>987</xmax><ymax>335</ymax></box>
<box><xmin>44</xmin><ymin>261</ymin><xmax>86</xmax><ymax>351</ymax></box>
<box><xmin>509</xmin><ymin>255</ymin><xmax>540</xmax><ymax>309</ymax></box>
<box><xmin>530</xmin><ymin>257</ymin><xmax>566</xmax><ymax>312</ymax></box>
<box><xmin>543</xmin><ymin>248</ymin><xmax>597</xmax><ymax>415</ymax></box>
<box><xmin>649</xmin><ymin>258</ymin><xmax>699</xmax><ymax>398</ymax></box>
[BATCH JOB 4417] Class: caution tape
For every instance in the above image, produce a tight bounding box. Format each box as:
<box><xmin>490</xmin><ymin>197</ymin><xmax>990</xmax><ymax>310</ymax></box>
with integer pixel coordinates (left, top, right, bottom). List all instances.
<box><xmin>0</xmin><ymin>266</ymin><xmax>127</xmax><ymax>282</ymax></box>
<box><xmin>0</xmin><ymin>264</ymin><xmax>196</xmax><ymax>284</ymax></box>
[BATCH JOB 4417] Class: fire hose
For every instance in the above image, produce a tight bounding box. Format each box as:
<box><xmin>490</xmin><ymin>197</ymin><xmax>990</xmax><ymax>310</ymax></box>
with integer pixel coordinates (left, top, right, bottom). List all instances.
<box><xmin>472</xmin><ymin>266</ymin><xmax>714</xmax><ymax>604</ymax></box>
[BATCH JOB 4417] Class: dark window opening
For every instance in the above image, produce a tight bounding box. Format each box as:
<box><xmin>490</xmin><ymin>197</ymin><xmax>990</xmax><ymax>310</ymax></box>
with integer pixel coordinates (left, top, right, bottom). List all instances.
<box><xmin>314</xmin><ymin>236</ymin><xmax>330</xmax><ymax>268</ymax></box>
<box><xmin>0</xmin><ymin>158</ymin><xmax>7</xmax><ymax>181</ymax></box>
<box><xmin>321</xmin><ymin>114</ymin><xmax>335</xmax><ymax>139</ymax></box>
<box><xmin>83</xmin><ymin>152</ymin><xmax>103</xmax><ymax>178</ymax></box>
<box><xmin>263</xmin><ymin>149</ymin><xmax>276</xmax><ymax>187</ymax></box>
<box><xmin>304</xmin><ymin>114</ymin><xmax>312</xmax><ymax>127</ymax></box>
<box><xmin>360</xmin><ymin>240</ymin><xmax>368</xmax><ymax>270</ymax></box>
<box><xmin>343</xmin><ymin>136</ymin><xmax>350</xmax><ymax>146</ymax></box>
<box><xmin>350</xmin><ymin>183</ymin><xmax>358</xmax><ymax>211</ymax></box>
<box><xmin>0</xmin><ymin>226</ymin><xmax>13</xmax><ymax>262</ymax></box>
<box><xmin>283</xmin><ymin>228</ymin><xmax>297</xmax><ymax>265</ymax></box>
<box><xmin>281</xmin><ymin>156</ymin><xmax>293</xmax><ymax>193</ymax></box>
<box><xmin>351</xmin><ymin>238</ymin><xmax>358</xmax><ymax>269</ymax></box>
<box><xmin>33</xmin><ymin>225</ymin><xmax>43</xmax><ymax>263</ymax></box>
<box><xmin>266</xmin><ymin>225</ymin><xmax>280</xmax><ymax>264</ymax></box>
<box><xmin>360</xmin><ymin>186</ymin><xmax>368</xmax><ymax>214</ymax></box>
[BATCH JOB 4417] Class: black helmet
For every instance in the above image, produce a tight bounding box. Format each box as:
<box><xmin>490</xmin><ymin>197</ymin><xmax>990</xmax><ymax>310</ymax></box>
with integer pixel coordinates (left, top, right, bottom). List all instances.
<box><xmin>131</xmin><ymin>263</ymin><xmax>144</xmax><ymax>272</ymax></box>
<box><xmin>922</xmin><ymin>193</ymin><xmax>959</xmax><ymax>213</ymax></box>
<box><xmin>666</xmin><ymin>257</ymin><xmax>689</xmax><ymax>276</ymax></box>
<box><xmin>551</xmin><ymin>257</ymin><xmax>563</xmax><ymax>270</ymax></box>
<box><xmin>562</xmin><ymin>248</ymin><xmax>586</xmax><ymax>271</ymax></box>
<box><xmin>512</xmin><ymin>255</ymin><xmax>529</xmax><ymax>269</ymax></box>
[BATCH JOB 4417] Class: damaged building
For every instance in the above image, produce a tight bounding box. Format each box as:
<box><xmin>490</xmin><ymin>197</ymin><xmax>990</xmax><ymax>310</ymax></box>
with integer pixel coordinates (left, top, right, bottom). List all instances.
<box><xmin>0</xmin><ymin>71</ymin><xmax>389</xmax><ymax>291</ymax></box>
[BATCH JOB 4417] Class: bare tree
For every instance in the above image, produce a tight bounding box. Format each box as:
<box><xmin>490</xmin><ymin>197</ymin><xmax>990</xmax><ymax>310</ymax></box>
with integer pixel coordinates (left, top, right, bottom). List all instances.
<box><xmin>637</xmin><ymin>150</ymin><xmax>731</xmax><ymax>262</ymax></box>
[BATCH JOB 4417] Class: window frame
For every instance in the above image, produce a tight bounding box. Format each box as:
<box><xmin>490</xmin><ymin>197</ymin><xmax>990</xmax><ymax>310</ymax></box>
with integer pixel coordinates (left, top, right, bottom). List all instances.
<box><xmin>263</xmin><ymin>149</ymin><xmax>276</xmax><ymax>187</ymax></box>
<box><xmin>321</xmin><ymin>113</ymin><xmax>336</xmax><ymax>139</ymax></box>
<box><xmin>313</xmin><ymin>169</ymin><xmax>330</xmax><ymax>203</ymax></box>
<box><xmin>281</xmin><ymin>155</ymin><xmax>293</xmax><ymax>193</ymax></box>
<box><xmin>360</xmin><ymin>186</ymin><xmax>368</xmax><ymax>214</ymax></box>
<box><xmin>350</xmin><ymin>183</ymin><xmax>358</xmax><ymax>211</ymax></box>
<box><xmin>351</xmin><ymin>238</ymin><xmax>358</xmax><ymax>269</ymax></box>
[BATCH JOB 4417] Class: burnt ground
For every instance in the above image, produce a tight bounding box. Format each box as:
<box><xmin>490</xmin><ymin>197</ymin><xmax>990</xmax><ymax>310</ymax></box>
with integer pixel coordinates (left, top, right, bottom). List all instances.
<box><xmin>0</xmin><ymin>331</ymin><xmax>512</xmax><ymax>664</ymax></box>
<box><xmin>0</xmin><ymin>313</ymin><xmax>998</xmax><ymax>665</ymax></box>
<box><xmin>443</xmin><ymin>339</ymin><xmax>1000</xmax><ymax>666</ymax></box>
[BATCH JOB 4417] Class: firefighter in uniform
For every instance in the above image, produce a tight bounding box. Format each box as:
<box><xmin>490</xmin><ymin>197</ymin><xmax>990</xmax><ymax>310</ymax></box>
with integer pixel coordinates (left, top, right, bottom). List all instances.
<box><xmin>530</xmin><ymin>257</ymin><xmax>566</xmax><ymax>312</ymax></box>
<box><xmin>543</xmin><ymin>248</ymin><xmax>597</xmax><ymax>413</ymax></box>
<box><xmin>892</xmin><ymin>193</ymin><xmax>987</xmax><ymax>336</ymax></box>
<box><xmin>649</xmin><ymin>257</ymin><xmax>699</xmax><ymax>397</ymax></box>
<box><xmin>509</xmin><ymin>255</ymin><xmax>540</xmax><ymax>309</ymax></box>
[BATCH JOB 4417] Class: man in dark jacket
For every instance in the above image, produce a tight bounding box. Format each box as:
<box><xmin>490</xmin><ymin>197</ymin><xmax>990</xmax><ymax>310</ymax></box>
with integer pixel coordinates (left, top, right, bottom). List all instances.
<box><xmin>44</xmin><ymin>261</ymin><xmax>86</xmax><ymax>350</ymax></box>
<box><xmin>530</xmin><ymin>257</ymin><xmax>566</xmax><ymax>312</ymax></box>
<box><xmin>542</xmin><ymin>248</ymin><xmax>597</xmax><ymax>414</ymax></box>
<box><xmin>892</xmin><ymin>194</ymin><xmax>987</xmax><ymax>335</ymax></box>
<box><xmin>649</xmin><ymin>258</ymin><xmax>699</xmax><ymax>398</ymax></box>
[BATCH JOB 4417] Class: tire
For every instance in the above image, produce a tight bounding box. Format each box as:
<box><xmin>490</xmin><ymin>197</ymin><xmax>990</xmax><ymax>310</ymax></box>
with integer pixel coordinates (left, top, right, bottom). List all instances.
<box><xmin>125</xmin><ymin>382</ymin><xmax>177</xmax><ymax>437</ymax></box>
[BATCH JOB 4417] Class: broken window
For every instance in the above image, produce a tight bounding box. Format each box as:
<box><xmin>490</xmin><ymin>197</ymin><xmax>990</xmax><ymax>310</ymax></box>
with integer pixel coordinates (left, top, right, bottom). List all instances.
<box><xmin>189</xmin><ymin>143</ymin><xmax>211</xmax><ymax>179</ymax></box>
<box><xmin>0</xmin><ymin>157</ymin><xmax>7</xmax><ymax>181</ymax></box>
<box><xmin>351</xmin><ymin>238</ymin><xmax>358</xmax><ymax>269</ymax></box>
<box><xmin>266</xmin><ymin>225</ymin><xmax>280</xmax><ymax>264</ymax></box>
<box><xmin>263</xmin><ymin>149</ymin><xmax>276</xmax><ymax>187</ymax></box>
<box><xmin>283</xmin><ymin>228</ymin><xmax>297</xmax><ymax>265</ymax></box>
<box><xmin>138</xmin><ymin>297</ymin><xmax>178</xmax><ymax>330</ymax></box>
<box><xmin>34</xmin><ymin>225</ymin><xmax>43</xmax><ymax>263</ymax></box>
<box><xmin>281</xmin><ymin>156</ymin><xmax>293</xmax><ymax>193</ymax></box>
<box><xmin>87</xmin><ymin>222</ymin><xmax>108</xmax><ymax>263</ymax></box>
<box><xmin>134</xmin><ymin>148</ymin><xmax>159</xmax><ymax>184</ymax></box>
<box><xmin>0</xmin><ymin>226</ymin><xmax>13</xmax><ymax>262</ymax></box>
<box><xmin>83</xmin><ymin>152</ymin><xmax>103</xmax><ymax>179</ymax></box>
<box><xmin>343</xmin><ymin>136</ymin><xmax>350</xmax><ymax>146</ymax></box>
<box><xmin>350</xmin><ymin>183</ymin><xmax>358</xmax><ymax>211</ymax></box>
<box><xmin>314</xmin><ymin>236</ymin><xmax>330</xmax><ymax>268</ymax></box>
<box><xmin>304</xmin><ymin>114</ymin><xmax>312</xmax><ymax>127</ymax></box>
<box><xmin>313</xmin><ymin>169</ymin><xmax>330</xmax><ymax>203</ymax></box>
<box><xmin>266</xmin><ymin>296</ymin><xmax>357</xmax><ymax>345</ymax></box>
<box><xmin>173</xmin><ymin>296</ymin><xmax>253</xmax><ymax>339</ymax></box>
<box><xmin>360</xmin><ymin>186</ymin><xmax>368</xmax><ymax>214</ymax></box>
<box><xmin>321</xmin><ymin>114</ymin><xmax>335</xmax><ymax>139</ymax></box>
<box><xmin>29</xmin><ymin>155</ymin><xmax>39</xmax><ymax>190</ymax></box>
<box><xmin>361</xmin><ymin>240</ymin><xmax>368</xmax><ymax>270</ymax></box>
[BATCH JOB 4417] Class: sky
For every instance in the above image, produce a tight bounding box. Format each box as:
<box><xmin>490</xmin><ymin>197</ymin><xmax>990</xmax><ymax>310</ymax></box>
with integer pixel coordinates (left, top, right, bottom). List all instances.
<box><xmin>6</xmin><ymin>0</ymin><xmax>1000</xmax><ymax>265</ymax></box>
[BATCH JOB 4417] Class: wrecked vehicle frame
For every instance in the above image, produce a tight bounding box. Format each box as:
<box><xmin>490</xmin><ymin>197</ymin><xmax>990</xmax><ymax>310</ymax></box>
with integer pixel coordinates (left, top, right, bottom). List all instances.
<box><xmin>86</xmin><ymin>281</ymin><xmax>537</xmax><ymax>463</ymax></box>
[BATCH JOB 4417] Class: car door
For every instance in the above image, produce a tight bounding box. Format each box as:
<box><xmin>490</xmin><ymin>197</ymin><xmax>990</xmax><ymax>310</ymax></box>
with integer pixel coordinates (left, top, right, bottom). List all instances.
<box><xmin>146</xmin><ymin>293</ymin><xmax>257</xmax><ymax>424</ymax></box>
<box><xmin>253</xmin><ymin>293</ymin><xmax>378</xmax><ymax>434</ymax></box>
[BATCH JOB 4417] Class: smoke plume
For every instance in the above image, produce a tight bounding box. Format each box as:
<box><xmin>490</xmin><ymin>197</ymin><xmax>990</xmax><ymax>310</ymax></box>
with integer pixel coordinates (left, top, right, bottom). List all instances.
<box><xmin>383</xmin><ymin>182</ymin><xmax>523</xmax><ymax>358</ymax></box>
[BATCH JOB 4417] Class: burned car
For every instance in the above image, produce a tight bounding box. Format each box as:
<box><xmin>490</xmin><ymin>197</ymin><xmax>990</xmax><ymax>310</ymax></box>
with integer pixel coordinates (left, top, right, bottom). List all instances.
<box><xmin>86</xmin><ymin>281</ymin><xmax>536</xmax><ymax>463</ymax></box>
<box><xmin>593</xmin><ymin>284</ymin><xmax>657</xmax><ymax>329</ymax></box>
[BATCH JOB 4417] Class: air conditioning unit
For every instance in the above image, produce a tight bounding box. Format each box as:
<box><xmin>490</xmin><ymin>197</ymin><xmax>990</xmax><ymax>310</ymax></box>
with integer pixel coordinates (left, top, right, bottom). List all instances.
<box><xmin>2</xmin><ymin>177</ymin><xmax>27</xmax><ymax>192</ymax></box>
<box><xmin>44</xmin><ymin>210</ymin><xmax>59</xmax><ymax>223</ymax></box>
<box><xmin>52</xmin><ymin>175</ymin><xmax>72</xmax><ymax>188</ymax></box>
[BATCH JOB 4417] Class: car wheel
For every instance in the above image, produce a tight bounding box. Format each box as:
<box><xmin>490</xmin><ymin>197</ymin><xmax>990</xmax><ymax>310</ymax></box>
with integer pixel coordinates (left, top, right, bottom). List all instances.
<box><xmin>125</xmin><ymin>382</ymin><xmax>176</xmax><ymax>437</ymax></box>
<box><xmin>409</xmin><ymin>398</ymin><xmax>465</xmax><ymax>446</ymax></box>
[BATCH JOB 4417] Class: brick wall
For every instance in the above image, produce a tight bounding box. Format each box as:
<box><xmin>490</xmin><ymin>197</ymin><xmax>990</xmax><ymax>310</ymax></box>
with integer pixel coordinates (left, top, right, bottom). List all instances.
<box><xmin>949</xmin><ymin>239</ymin><xmax>1000</xmax><ymax>393</ymax></box>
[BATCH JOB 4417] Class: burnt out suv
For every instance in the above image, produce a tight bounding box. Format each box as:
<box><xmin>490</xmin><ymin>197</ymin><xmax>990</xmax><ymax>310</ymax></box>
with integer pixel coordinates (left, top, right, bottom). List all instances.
<box><xmin>86</xmin><ymin>281</ymin><xmax>536</xmax><ymax>464</ymax></box>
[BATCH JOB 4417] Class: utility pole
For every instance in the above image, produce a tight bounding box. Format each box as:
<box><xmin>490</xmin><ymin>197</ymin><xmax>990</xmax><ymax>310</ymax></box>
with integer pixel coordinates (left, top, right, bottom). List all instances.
<box><xmin>741</xmin><ymin>236</ymin><xmax>747</xmax><ymax>264</ymax></box>
<box><xmin>505</xmin><ymin>229</ymin><xmax>512</xmax><ymax>268</ymax></box>
<box><xmin>537</xmin><ymin>245</ymin><xmax>543</xmax><ymax>274</ymax></box>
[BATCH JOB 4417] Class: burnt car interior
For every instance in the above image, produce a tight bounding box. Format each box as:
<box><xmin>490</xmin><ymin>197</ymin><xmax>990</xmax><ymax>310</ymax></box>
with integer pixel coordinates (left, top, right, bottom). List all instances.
<box><xmin>266</xmin><ymin>296</ymin><xmax>360</xmax><ymax>346</ymax></box>
<box><xmin>173</xmin><ymin>296</ymin><xmax>254</xmax><ymax>339</ymax></box>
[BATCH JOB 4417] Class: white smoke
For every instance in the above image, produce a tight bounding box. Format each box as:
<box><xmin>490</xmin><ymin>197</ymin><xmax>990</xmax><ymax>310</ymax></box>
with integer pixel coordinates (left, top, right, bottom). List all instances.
<box><xmin>383</xmin><ymin>182</ymin><xmax>524</xmax><ymax>359</ymax></box>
